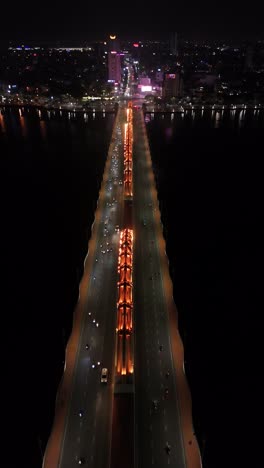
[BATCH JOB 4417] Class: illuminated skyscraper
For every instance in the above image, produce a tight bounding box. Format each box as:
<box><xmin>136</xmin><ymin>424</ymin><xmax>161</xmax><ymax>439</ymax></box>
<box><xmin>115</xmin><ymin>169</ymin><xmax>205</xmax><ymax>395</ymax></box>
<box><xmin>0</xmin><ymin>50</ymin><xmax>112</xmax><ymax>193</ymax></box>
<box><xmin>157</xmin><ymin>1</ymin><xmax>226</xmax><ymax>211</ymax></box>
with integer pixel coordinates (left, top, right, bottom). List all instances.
<box><xmin>108</xmin><ymin>34</ymin><xmax>122</xmax><ymax>84</ymax></box>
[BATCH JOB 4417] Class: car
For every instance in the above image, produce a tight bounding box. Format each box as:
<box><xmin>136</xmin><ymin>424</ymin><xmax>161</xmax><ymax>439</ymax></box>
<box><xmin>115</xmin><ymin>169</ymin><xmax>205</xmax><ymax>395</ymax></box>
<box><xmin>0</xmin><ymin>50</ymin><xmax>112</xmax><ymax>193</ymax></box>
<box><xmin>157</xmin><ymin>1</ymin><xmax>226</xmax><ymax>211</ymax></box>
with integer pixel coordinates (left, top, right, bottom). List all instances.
<box><xmin>152</xmin><ymin>399</ymin><xmax>158</xmax><ymax>412</ymax></box>
<box><xmin>79</xmin><ymin>409</ymin><xmax>84</xmax><ymax>417</ymax></box>
<box><xmin>165</xmin><ymin>443</ymin><xmax>171</xmax><ymax>455</ymax></box>
<box><xmin>100</xmin><ymin>367</ymin><xmax>108</xmax><ymax>383</ymax></box>
<box><xmin>78</xmin><ymin>457</ymin><xmax>85</xmax><ymax>464</ymax></box>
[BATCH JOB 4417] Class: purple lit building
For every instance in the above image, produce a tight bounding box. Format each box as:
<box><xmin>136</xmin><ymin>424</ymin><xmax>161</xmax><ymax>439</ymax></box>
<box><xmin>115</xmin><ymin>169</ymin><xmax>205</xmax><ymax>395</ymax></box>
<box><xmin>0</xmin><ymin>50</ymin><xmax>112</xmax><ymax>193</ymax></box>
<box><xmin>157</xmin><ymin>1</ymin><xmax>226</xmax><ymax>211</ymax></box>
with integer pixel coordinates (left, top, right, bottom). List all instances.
<box><xmin>162</xmin><ymin>72</ymin><xmax>183</xmax><ymax>99</ymax></box>
<box><xmin>108</xmin><ymin>34</ymin><xmax>121</xmax><ymax>84</ymax></box>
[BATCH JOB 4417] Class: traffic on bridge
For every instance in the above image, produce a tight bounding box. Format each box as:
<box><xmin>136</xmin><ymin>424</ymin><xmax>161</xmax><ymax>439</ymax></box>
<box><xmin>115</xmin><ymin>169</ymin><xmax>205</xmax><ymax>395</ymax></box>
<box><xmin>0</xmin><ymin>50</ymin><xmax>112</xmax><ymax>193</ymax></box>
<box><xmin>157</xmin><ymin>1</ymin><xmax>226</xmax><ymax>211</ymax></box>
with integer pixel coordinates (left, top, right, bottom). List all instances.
<box><xmin>43</xmin><ymin>98</ymin><xmax>201</xmax><ymax>468</ymax></box>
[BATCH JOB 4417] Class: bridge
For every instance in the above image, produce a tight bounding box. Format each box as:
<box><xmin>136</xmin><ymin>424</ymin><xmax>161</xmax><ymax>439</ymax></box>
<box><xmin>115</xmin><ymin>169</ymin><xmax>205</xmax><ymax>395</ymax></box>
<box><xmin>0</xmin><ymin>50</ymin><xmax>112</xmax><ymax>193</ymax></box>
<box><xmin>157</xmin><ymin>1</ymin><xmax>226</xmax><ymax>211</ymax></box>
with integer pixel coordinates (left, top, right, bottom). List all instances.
<box><xmin>42</xmin><ymin>100</ymin><xmax>202</xmax><ymax>468</ymax></box>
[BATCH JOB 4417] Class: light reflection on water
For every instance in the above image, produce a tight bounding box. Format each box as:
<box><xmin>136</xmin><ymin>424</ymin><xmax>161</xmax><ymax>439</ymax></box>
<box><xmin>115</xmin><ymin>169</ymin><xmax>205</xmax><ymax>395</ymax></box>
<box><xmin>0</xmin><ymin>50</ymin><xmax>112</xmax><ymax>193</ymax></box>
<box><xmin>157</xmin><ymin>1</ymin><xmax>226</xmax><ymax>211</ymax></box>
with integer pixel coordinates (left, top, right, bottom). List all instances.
<box><xmin>0</xmin><ymin>106</ymin><xmax>114</xmax><ymax>142</ymax></box>
<box><xmin>0</xmin><ymin>112</ymin><xmax>6</xmax><ymax>133</ymax></box>
<box><xmin>145</xmin><ymin>107</ymin><xmax>264</xmax><ymax>134</ymax></box>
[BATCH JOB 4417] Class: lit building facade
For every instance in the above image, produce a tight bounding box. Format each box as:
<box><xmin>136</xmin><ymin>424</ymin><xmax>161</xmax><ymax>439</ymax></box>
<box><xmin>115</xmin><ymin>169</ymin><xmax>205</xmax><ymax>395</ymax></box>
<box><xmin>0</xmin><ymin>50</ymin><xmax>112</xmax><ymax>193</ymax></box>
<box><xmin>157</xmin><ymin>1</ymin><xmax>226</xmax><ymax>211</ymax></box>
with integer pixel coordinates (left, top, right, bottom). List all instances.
<box><xmin>108</xmin><ymin>34</ymin><xmax>122</xmax><ymax>84</ymax></box>
<box><xmin>162</xmin><ymin>72</ymin><xmax>183</xmax><ymax>99</ymax></box>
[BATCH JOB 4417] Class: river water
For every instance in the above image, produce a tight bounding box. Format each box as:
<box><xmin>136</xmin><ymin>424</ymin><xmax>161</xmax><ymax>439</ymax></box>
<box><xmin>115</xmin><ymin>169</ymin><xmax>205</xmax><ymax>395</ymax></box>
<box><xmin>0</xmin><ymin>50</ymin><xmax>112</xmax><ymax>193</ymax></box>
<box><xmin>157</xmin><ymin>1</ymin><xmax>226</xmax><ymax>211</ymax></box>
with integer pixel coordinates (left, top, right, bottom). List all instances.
<box><xmin>1</xmin><ymin>106</ymin><xmax>263</xmax><ymax>468</ymax></box>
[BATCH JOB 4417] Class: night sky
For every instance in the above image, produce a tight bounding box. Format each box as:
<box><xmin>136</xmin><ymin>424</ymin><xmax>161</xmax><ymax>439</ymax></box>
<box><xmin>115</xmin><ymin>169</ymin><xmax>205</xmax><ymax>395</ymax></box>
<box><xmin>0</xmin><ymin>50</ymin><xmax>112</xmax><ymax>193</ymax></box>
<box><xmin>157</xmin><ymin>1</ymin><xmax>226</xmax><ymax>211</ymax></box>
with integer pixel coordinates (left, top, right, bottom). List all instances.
<box><xmin>0</xmin><ymin>0</ymin><xmax>263</xmax><ymax>42</ymax></box>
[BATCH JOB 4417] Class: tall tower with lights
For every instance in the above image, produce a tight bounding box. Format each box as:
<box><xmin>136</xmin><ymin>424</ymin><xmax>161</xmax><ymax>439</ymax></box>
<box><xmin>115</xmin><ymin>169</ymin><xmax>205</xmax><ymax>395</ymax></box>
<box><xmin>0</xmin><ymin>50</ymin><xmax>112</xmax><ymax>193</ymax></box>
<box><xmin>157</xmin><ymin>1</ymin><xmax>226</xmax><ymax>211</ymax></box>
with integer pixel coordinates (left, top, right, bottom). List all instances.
<box><xmin>108</xmin><ymin>34</ymin><xmax>122</xmax><ymax>84</ymax></box>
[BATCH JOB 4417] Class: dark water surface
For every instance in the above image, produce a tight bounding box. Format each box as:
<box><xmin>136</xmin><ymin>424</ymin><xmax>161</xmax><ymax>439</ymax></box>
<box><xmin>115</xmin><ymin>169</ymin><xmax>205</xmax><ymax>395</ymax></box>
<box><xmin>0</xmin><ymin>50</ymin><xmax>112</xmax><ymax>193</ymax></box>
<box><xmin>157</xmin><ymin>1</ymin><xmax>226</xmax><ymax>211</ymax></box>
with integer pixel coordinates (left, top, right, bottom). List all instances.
<box><xmin>1</xmin><ymin>107</ymin><xmax>263</xmax><ymax>467</ymax></box>
<box><xmin>1</xmin><ymin>108</ymin><xmax>115</xmax><ymax>467</ymax></box>
<box><xmin>146</xmin><ymin>109</ymin><xmax>263</xmax><ymax>468</ymax></box>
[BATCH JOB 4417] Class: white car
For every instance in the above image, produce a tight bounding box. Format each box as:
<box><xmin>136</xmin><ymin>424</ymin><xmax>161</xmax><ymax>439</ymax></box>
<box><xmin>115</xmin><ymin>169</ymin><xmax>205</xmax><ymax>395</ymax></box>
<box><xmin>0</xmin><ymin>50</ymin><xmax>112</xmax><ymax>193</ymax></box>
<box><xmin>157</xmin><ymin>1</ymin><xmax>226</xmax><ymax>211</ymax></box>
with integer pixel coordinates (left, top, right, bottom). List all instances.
<box><xmin>101</xmin><ymin>368</ymin><xmax>108</xmax><ymax>383</ymax></box>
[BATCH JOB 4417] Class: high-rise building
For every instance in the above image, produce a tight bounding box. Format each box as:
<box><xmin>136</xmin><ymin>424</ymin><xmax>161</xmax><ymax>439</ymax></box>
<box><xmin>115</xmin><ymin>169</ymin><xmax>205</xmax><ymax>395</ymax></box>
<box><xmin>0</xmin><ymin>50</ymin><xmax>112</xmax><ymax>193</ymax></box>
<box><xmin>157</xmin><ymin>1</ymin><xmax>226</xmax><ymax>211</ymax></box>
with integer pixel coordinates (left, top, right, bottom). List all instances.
<box><xmin>170</xmin><ymin>32</ymin><xmax>178</xmax><ymax>57</ymax></box>
<box><xmin>108</xmin><ymin>34</ymin><xmax>122</xmax><ymax>84</ymax></box>
<box><xmin>162</xmin><ymin>71</ymin><xmax>183</xmax><ymax>99</ymax></box>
